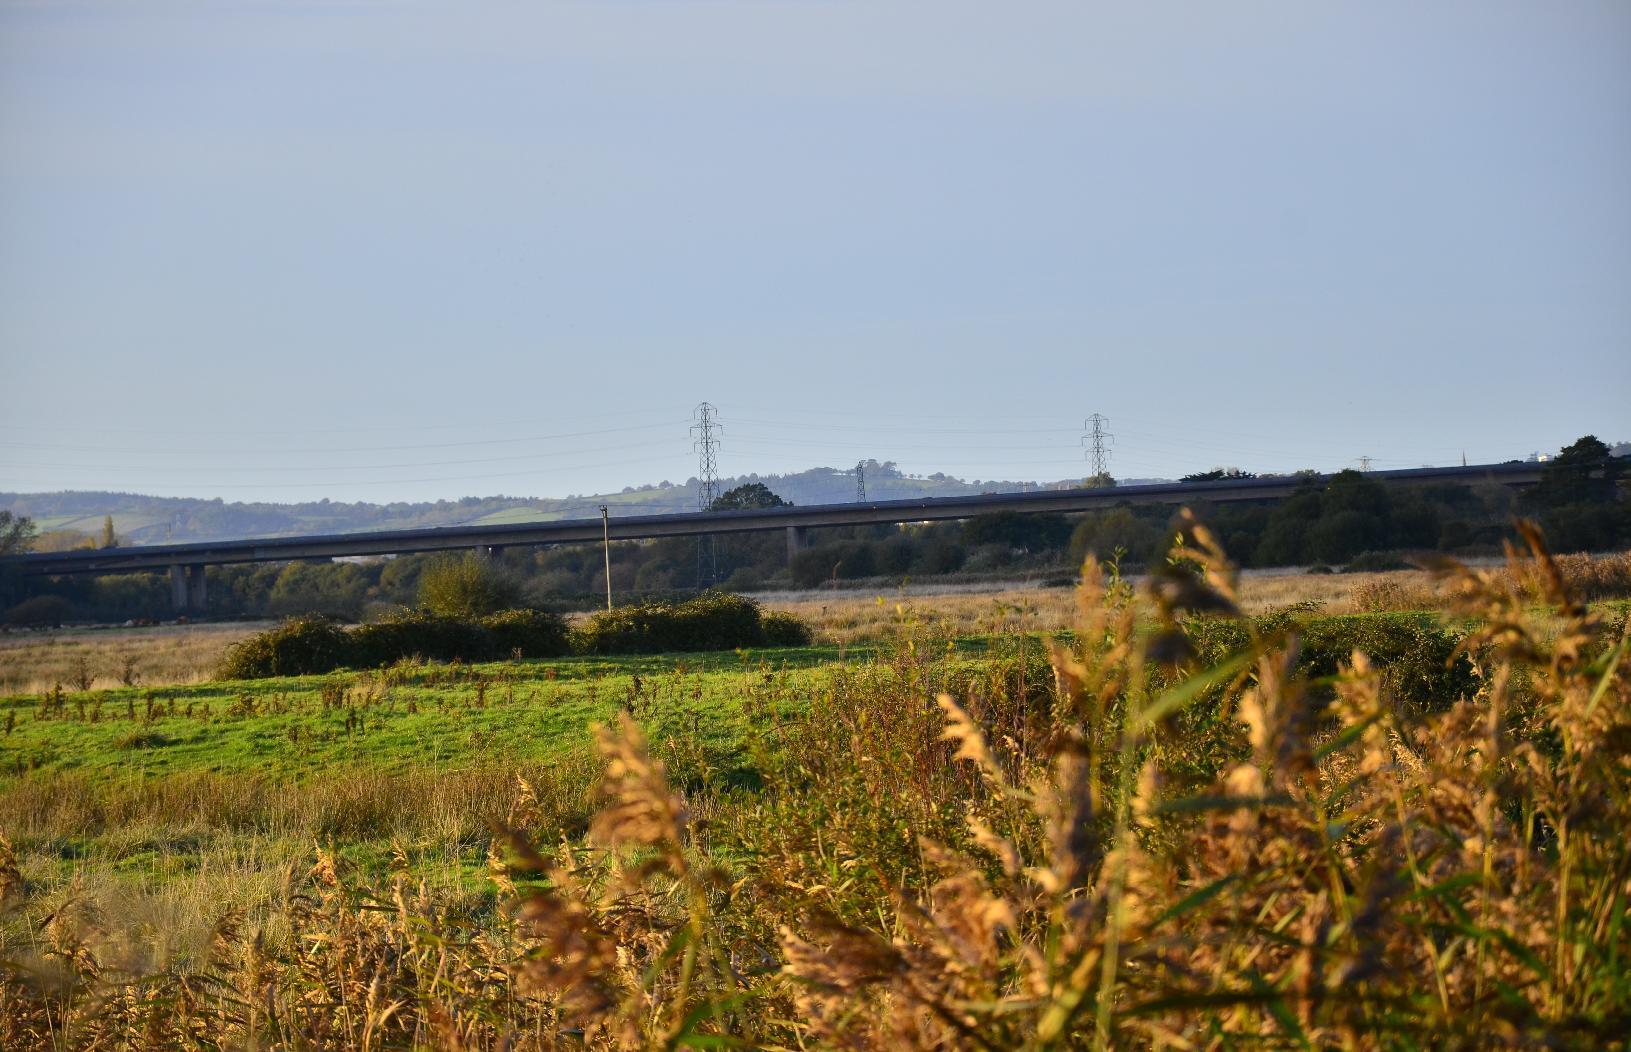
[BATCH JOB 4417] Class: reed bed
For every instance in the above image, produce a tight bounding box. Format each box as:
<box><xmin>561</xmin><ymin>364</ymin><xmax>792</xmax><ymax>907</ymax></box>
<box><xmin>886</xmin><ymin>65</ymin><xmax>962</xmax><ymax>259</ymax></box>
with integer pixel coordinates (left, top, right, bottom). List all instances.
<box><xmin>0</xmin><ymin>622</ymin><xmax>267</xmax><ymax>695</ymax></box>
<box><xmin>2</xmin><ymin>517</ymin><xmax>1626</xmax><ymax>1047</ymax></box>
<box><xmin>762</xmin><ymin>566</ymin><xmax>1451</xmax><ymax>644</ymax></box>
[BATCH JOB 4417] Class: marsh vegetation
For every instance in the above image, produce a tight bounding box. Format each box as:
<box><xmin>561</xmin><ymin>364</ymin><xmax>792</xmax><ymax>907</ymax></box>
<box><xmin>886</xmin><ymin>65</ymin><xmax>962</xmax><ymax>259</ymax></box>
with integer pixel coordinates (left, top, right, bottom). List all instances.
<box><xmin>3</xmin><ymin>515</ymin><xmax>1628</xmax><ymax>1046</ymax></box>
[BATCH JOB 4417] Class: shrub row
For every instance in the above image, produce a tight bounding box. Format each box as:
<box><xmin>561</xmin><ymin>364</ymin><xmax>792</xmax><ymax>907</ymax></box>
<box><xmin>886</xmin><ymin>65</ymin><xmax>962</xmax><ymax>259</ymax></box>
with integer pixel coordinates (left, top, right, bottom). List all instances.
<box><xmin>1184</xmin><ymin>610</ymin><xmax>1477</xmax><ymax>708</ymax></box>
<box><xmin>218</xmin><ymin>594</ymin><xmax>811</xmax><ymax>679</ymax></box>
<box><xmin>218</xmin><ymin>608</ymin><xmax>572</xmax><ymax>679</ymax></box>
<box><xmin>575</xmin><ymin>592</ymin><xmax>810</xmax><ymax>655</ymax></box>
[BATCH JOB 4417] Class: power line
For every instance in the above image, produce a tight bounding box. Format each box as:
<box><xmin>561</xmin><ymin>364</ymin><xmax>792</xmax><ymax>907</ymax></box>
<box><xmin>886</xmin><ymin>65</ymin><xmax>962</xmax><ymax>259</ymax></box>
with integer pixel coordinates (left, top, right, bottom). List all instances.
<box><xmin>692</xmin><ymin>403</ymin><xmax>723</xmax><ymax>510</ymax></box>
<box><xmin>1082</xmin><ymin>413</ymin><xmax>1114</xmax><ymax>479</ymax></box>
<box><xmin>691</xmin><ymin>402</ymin><xmax>722</xmax><ymax>587</ymax></box>
<box><xmin>0</xmin><ymin>438</ymin><xmax>680</xmax><ymax>474</ymax></box>
<box><xmin>0</xmin><ymin>421</ymin><xmax>688</xmax><ymax>457</ymax></box>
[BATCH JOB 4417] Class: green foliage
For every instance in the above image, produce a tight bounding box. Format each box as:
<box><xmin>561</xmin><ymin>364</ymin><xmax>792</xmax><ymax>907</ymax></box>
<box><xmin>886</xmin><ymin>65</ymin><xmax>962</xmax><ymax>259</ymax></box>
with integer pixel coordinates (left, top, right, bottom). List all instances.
<box><xmin>417</xmin><ymin>552</ymin><xmax>521</xmax><ymax>617</ymax></box>
<box><xmin>708</xmin><ymin>483</ymin><xmax>790</xmax><ymax>510</ymax></box>
<box><xmin>217</xmin><ymin>617</ymin><xmax>353</xmax><ymax>679</ymax></box>
<box><xmin>576</xmin><ymin>591</ymin><xmax>806</xmax><ymax>654</ymax></box>
<box><xmin>219</xmin><ymin>596</ymin><xmax>789</xmax><ymax>678</ymax></box>
<box><xmin>1180</xmin><ymin>467</ymin><xmax>1257</xmax><ymax>482</ymax></box>
<box><xmin>0</xmin><ymin>510</ymin><xmax>34</xmax><ymax>557</ymax></box>
<box><xmin>1525</xmin><ymin>435</ymin><xmax>1620</xmax><ymax>509</ymax></box>
<box><xmin>963</xmin><ymin>511</ymin><xmax>1070</xmax><ymax>550</ymax></box>
<box><xmin>1186</xmin><ymin>610</ymin><xmax>1475</xmax><ymax>707</ymax></box>
<box><xmin>760</xmin><ymin>609</ymin><xmax>814</xmax><ymax>646</ymax></box>
<box><xmin>4</xmin><ymin>594</ymin><xmax>73</xmax><ymax>626</ymax></box>
<box><xmin>1343</xmin><ymin>551</ymin><xmax>1413</xmax><ymax>572</ymax></box>
<box><xmin>1069</xmin><ymin>507</ymin><xmax>1165</xmax><ymax>567</ymax></box>
<box><xmin>788</xmin><ymin>541</ymin><xmax>873</xmax><ymax>587</ymax></box>
<box><xmin>478</xmin><ymin>608</ymin><xmax>573</xmax><ymax>658</ymax></box>
<box><xmin>267</xmin><ymin>561</ymin><xmax>371</xmax><ymax>618</ymax></box>
<box><xmin>0</xmin><ymin>511</ymin><xmax>35</xmax><ymax>609</ymax></box>
<box><xmin>7</xmin><ymin>524</ymin><xmax>1629</xmax><ymax>1046</ymax></box>
<box><xmin>350</xmin><ymin>610</ymin><xmax>498</xmax><ymax>666</ymax></box>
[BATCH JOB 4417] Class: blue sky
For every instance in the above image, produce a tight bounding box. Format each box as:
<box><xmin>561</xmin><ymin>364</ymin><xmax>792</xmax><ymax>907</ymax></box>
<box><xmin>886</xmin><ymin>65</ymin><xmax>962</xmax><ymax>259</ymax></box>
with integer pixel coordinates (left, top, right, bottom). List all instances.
<box><xmin>1</xmin><ymin>1</ymin><xmax>1627</xmax><ymax>502</ymax></box>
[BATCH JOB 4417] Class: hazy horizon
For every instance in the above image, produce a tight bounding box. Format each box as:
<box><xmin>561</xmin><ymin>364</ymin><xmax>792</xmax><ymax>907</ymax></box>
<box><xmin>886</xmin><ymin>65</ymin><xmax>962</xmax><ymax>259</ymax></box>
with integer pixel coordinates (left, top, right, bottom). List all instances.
<box><xmin>3</xmin><ymin>2</ymin><xmax>1628</xmax><ymax>503</ymax></box>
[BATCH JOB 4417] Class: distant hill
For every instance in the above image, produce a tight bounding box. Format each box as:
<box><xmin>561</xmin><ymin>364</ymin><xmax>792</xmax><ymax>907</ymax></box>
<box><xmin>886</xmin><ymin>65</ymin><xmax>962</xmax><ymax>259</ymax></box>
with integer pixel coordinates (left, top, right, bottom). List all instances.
<box><xmin>3</xmin><ymin>462</ymin><xmax>1173</xmax><ymax>547</ymax></box>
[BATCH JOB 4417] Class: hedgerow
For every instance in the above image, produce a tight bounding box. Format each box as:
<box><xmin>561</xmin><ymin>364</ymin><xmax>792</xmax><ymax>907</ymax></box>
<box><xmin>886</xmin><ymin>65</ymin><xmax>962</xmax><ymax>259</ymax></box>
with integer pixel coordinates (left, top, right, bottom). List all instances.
<box><xmin>216</xmin><ymin>597</ymin><xmax>808</xmax><ymax>678</ymax></box>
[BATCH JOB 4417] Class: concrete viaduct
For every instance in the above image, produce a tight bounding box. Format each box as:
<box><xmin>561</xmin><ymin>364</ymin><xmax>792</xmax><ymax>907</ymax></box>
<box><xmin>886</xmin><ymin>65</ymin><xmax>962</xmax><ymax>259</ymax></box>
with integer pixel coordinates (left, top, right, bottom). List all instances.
<box><xmin>1</xmin><ymin>462</ymin><xmax>1543</xmax><ymax>611</ymax></box>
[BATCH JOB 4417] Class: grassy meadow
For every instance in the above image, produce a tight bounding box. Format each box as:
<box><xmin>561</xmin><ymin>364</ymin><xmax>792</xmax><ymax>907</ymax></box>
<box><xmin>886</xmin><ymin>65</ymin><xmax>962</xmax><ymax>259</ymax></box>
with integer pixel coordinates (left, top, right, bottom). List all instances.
<box><xmin>0</xmin><ymin>561</ymin><xmax>1506</xmax><ymax>693</ymax></box>
<box><xmin>2</xmin><ymin>529</ymin><xmax>1630</xmax><ymax>1047</ymax></box>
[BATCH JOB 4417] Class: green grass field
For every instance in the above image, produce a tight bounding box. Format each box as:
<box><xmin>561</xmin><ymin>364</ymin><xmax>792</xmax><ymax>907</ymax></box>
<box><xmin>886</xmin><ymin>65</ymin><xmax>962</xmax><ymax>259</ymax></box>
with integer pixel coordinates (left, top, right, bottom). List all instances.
<box><xmin>4</xmin><ymin>542</ymin><xmax>1628</xmax><ymax>1047</ymax></box>
<box><xmin>1</xmin><ymin>646</ymin><xmax>853</xmax><ymax>782</ymax></box>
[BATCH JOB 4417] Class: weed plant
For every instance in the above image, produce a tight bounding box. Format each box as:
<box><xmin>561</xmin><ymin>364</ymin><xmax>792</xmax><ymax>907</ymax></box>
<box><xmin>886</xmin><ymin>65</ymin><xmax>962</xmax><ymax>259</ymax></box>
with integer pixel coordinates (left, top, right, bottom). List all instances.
<box><xmin>2</xmin><ymin>516</ymin><xmax>1627</xmax><ymax>1047</ymax></box>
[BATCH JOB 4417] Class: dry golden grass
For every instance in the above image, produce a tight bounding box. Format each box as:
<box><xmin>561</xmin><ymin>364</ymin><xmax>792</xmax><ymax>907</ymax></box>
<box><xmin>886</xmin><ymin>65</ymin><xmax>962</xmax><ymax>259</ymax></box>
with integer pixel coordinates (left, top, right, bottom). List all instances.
<box><xmin>0</xmin><ymin>622</ymin><xmax>266</xmax><ymax>695</ymax></box>
<box><xmin>1351</xmin><ymin>549</ymin><xmax>1631</xmax><ymax>613</ymax></box>
<box><xmin>6</xmin><ymin>554</ymin><xmax>1624</xmax><ymax>693</ymax></box>
<box><xmin>760</xmin><ymin>566</ymin><xmax>1438</xmax><ymax>645</ymax></box>
<box><xmin>4</xmin><ymin>522</ymin><xmax>1626</xmax><ymax>1047</ymax></box>
<box><xmin>0</xmin><ymin>569</ymin><xmax>1420</xmax><ymax>691</ymax></box>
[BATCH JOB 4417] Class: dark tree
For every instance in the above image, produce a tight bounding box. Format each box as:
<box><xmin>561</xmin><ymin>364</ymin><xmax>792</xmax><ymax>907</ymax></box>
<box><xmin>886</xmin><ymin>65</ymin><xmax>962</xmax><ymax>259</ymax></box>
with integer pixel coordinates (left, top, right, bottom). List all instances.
<box><xmin>1523</xmin><ymin>435</ymin><xmax>1621</xmax><ymax>510</ymax></box>
<box><xmin>964</xmin><ymin>512</ymin><xmax>1071</xmax><ymax>551</ymax></box>
<box><xmin>1180</xmin><ymin>468</ymin><xmax>1257</xmax><ymax>482</ymax></box>
<box><xmin>0</xmin><ymin>510</ymin><xmax>34</xmax><ymax>557</ymax></box>
<box><xmin>709</xmin><ymin>484</ymin><xmax>791</xmax><ymax>511</ymax></box>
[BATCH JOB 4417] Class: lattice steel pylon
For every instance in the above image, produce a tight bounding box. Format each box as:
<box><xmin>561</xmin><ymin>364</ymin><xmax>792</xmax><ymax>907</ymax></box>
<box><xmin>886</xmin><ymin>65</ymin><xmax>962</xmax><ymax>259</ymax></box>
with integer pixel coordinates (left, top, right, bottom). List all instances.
<box><xmin>1082</xmin><ymin>413</ymin><xmax>1114</xmax><ymax>480</ymax></box>
<box><xmin>691</xmin><ymin>403</ymin><xmax>722</xmax><ymax>586</ymax></box>
<box><xmin>692</xmin><ymin>402</ymin><xmax>722</xmax><ymax>510</ymax></box>
<box><xmin>854</xmin><ymin>460</ymin><xmax>867</xmax><ymax>502</ymax></box>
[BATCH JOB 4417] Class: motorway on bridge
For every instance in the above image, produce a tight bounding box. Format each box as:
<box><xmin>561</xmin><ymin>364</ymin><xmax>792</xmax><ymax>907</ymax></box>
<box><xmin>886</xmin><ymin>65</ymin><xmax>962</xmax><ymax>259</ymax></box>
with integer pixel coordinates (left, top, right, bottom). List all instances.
<box><xmin>4</xmin><ymin>462</ymin><xmax>1542</xmax><ymax>581</ymax></box>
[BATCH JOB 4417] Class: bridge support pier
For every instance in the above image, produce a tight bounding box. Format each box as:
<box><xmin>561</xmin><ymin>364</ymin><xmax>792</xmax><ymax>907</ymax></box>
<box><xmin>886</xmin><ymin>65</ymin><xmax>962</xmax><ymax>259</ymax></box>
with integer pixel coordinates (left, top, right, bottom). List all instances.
<box><xmin>187</xmin><ymin>565</ymin><xmax>207</xmax><ymax>611</ymax></box>
<box><xmin>170</xmin><ymin>565</ymin><xmax>207</xmax><ymax>613</ymax></box>
<box><xmin>786</xmin><ymin>526</ymin><xmax>808</xmax><ymax>563</ymax></box>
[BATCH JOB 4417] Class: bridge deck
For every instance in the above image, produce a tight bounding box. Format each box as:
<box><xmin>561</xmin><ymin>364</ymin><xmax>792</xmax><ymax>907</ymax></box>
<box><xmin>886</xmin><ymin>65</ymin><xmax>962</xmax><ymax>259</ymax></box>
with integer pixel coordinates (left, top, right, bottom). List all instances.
<box><xmin>3</xmin><ymin>462</ymin><xmax>1540</xmax><ymax>577</ymax></box>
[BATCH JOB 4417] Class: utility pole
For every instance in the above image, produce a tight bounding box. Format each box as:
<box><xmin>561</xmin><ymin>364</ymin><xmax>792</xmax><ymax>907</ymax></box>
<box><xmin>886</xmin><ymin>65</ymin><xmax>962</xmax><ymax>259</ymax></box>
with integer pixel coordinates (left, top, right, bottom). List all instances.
<box><xmin>1081</xmin><ymin>413</ymin><xmax>1113</xmax><ymax>481</ymax></box>
<box><xmin>854</xmin><ymin>460</ymin><xmax>867</xmax><ymax>502</ymax></box>
<box><xmin>691</xmin><ymin>402</ymin><xmax>722</xmax><ymax>588</ymax></box>
<box><xmin>599</xmin><ymin>506</ymin><xmax>613</xmax><ymax>611</ymax></box>
<box><xmin>1358</xmin><ymin>455</ymin><xmax>1374</xmax><ymax>472</ymax></box>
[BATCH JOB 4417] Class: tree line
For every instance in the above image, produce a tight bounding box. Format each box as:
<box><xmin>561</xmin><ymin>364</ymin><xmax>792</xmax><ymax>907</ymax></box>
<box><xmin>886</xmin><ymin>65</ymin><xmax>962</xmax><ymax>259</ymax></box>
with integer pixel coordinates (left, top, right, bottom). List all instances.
<box><xmin>3</xmin><ymin>437</ymin><xmax>1625</xmax><ymax>625</ymax></box>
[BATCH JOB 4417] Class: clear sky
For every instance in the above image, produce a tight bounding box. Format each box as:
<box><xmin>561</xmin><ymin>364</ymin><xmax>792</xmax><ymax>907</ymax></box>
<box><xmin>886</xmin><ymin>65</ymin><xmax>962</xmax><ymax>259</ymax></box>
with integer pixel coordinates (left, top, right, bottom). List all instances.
<box><xmin>1</xmin><ymin>1</ymin><xmax>1627</xmax><ymax>503</ymax></box>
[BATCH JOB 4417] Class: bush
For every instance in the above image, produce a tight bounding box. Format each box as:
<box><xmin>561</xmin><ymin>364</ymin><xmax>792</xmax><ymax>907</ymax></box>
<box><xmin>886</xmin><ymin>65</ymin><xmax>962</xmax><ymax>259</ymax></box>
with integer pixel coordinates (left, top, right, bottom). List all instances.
<box><xmin>218</xmin><ymin>617</ymin><xmax>353</xmax><ymax>679</ymax></box>
<box><xmin>760</xmin><ymin>610</ymin><xmax>814</xmax><ymax>647</ymax></box>
<box><xmin>222</xmin><ymin>606</ymin><xmax>580</xmax><ymax>678</ymax></box>
<box><xmin>481</xmin><ymin>608</ymin><xmax>572</xmax><ymax>658</ymax></box>
<box><xmin>351</xmin><ymin>610</ymin><xmax>498</xmax><ymax>666</ymax></box>
<box><xmin>1344</xmin><ymin>551</ymin><xmax>1414</xmax><ymax>573</ymax></box>
<box><xmin>417</xmin><ymin>553</ymin><xmax>521</xmax><ymax>617</ymax></box>
<box><xmin>577</xmin><ymin>592</ymin><xmax>809</xmax><ymax>654</ymax></box>
<box><xmin>1069</xmin><ymin>507</ymin><xmax>1163</xmax><ymax>567</ymax></box>
<box><xmin>790</xmin><ymin>543</ymin><xmax>880</xmax><ymax>588</ymax></box>
<box><xmin>1185</xmin><ymin>611</ymin><xmax>1474</xmax><ymax>710</ymax></box>
<box><xmin>4</xmin><ymin>595</ymin><xmax>74</xmax><ymax>626</ymax></box>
